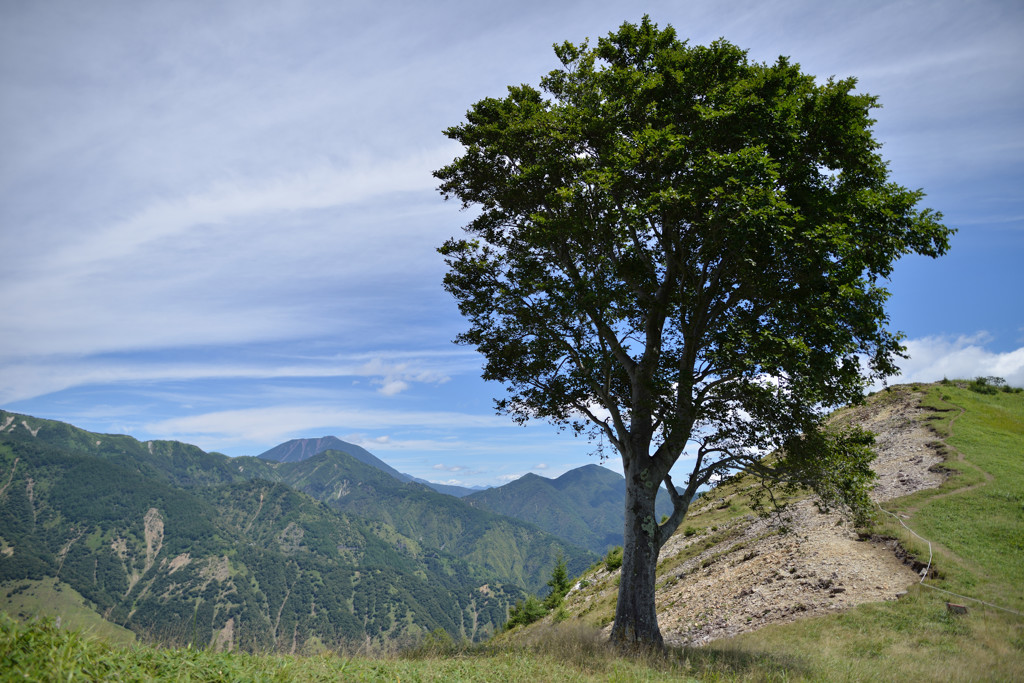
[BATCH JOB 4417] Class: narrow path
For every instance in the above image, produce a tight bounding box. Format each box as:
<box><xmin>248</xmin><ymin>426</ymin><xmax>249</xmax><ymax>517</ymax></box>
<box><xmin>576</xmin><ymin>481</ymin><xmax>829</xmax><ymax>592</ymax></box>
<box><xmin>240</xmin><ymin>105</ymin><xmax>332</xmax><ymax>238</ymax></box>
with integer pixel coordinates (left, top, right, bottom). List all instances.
<box><xmin>903</xmin><ymin>400</ymin><xmax>993</xmax><ymax>517</ymax></box>
<box><xmin>886</xmin><ymin>396</ymin><xmax>1007</xmax><ymax>589</ymax></box>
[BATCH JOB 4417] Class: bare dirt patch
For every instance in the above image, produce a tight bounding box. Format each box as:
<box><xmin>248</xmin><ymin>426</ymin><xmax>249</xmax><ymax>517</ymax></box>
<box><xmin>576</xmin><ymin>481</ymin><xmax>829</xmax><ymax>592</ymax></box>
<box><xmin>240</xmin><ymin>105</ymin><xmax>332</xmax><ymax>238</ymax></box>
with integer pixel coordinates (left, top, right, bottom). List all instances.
<box><xmin>201</xmin><ymin>556</ymin><xmax>232</xmax><ymax>584</ymax></box>
<box><xmin>618</xmin><ymin>388</ymin><xmax>944</xmax><ymax>647</ymax></box>
<box><xmin>166</xmin><ymin>552</ymin><xmax>191</xmax><ymax>574</ymax></box>
<box><xmin>212</xmin><ymin>617</ymin><xmax>235</xmax><ymax>652</ymax></box>
<box><xmin>142</xmin><ymin>508</ymin><xmax>164</xmax><ymax>575</ymax></box>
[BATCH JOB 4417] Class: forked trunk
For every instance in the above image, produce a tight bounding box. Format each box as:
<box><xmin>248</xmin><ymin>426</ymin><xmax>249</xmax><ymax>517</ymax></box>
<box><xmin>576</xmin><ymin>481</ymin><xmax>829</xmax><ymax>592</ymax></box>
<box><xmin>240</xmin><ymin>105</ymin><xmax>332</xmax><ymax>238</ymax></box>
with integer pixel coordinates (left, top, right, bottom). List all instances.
<box><xmin>610</xmin><ymin>467</ymin><xmax>663</xmax><ymax>648</ymax></box>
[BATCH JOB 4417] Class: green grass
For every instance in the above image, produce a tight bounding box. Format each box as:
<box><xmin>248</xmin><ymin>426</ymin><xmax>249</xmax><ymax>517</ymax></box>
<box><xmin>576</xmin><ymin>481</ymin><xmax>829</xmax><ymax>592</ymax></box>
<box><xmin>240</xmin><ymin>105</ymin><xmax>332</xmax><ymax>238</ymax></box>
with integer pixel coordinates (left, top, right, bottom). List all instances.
<box><xmin>906</xmin><ymin>385</ymin><xmax>1024</xmax><ymax>608</ymax></box>
<box><xmin>2</xmin><ymin>614</ymin><xmax>707</xmax><ymax>682</ymax></box>
<box><xmin>703</xmin><ymin>381</ymin><xmax>1024</xmax><ymax>681</ymax></box>
<box><xmin>1</xmin><ymin>577</ymin><xmax>136</xmax><ymax>646</ymax></box>
<box><xmin>3</xmin><ymin>381</ymin><xmax>1022</xmax><ymax>681</ymax></box>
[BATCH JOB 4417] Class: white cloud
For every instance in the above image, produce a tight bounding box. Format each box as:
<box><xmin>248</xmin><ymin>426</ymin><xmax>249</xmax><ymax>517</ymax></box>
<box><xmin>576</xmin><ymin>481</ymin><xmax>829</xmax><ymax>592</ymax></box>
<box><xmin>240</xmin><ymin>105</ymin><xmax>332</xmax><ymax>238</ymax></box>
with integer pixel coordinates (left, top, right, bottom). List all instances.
<box><xmin>433</xmin><ymin>463</ymin><xmax>465</xmax><ymax>472</ymax></box>
<box><xmin>361</xmin><ymin>356</ymin><xmax>452</xmax><ymax>397</ymax></box>
<box><xmin>497</xmin><ymin>473</ymin><xmax>524</xmax><ymax>482</ymax></box>
<box><xmin>377</xmin><ymin>380</ymin><xmax>410</xmax><ymax>396</ymax></box>
<box><xmin>534</xmin><ymin>463</ymin><xmax>549</xmax><ymax>470</ymax></box>
<box><xmin>889</xmin><ymin>334</ymin><xmax>1024</xmax><ymax>388</ymax></box>
<box><xmin>7</xmin><ymin>147</ymin><xmax>456</xmax><ymax>281</ymax></box>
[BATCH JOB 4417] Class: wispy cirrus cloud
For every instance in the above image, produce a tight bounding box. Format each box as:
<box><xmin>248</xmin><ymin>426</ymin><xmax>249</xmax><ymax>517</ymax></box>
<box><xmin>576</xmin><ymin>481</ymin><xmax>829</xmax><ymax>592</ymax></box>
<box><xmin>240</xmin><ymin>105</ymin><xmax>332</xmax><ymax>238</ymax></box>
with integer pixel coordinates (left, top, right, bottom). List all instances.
<box><xmin>0</xmin><ymin>349</ymin><xmax>472</xmax><ymax>405</ymax></box>
<box><xmin>43</xmin><ymin>151</ymin><xmax>454</xmax><ymax>275</ymax></box>
<box><xmin>143</xmin><ymin>405</ymin><xmax>507</xmax><ymax>447</ymax></box>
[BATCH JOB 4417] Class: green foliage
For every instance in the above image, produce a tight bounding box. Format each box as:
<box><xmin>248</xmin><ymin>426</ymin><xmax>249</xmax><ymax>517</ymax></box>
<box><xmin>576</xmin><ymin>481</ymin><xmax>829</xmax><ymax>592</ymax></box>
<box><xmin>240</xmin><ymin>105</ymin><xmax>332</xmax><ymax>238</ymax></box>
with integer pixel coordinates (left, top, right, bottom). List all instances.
<box><xmin>435</xmin><ymin>15</ymin><xmax>952</xmax><ymax>644</ymax></box>
<box><xmin>967</xmin><ymin>375</ymin><xmax>1022</xmax><ymax>395</ymax></box>
<box><xmin>969</xmin><ymin>376</ymin><xmax>1003</xmax><ymax>394</ymax></box>
<box><xmin>504</xmin><ymin>594</ymin><xmax>547</xmax><ymax>631</ymax></box>
<box><xmin>751</xmin><ymin>424</ymin><xmax>878</xmax><ymax>526</ymax></box>
<box><xmin>604</xmin><ymin>546</ymin><xmax>623</xmax><ymax>572</ymax></box>
<box><xmin>543</xmin><ymin>554</ymin><xmax>572</xmax><ymax>610</ymax></box>
<box><xmin>501</xmin><ymin>552</ymin><xmax>579</xmax><ymax>629</ymax></box>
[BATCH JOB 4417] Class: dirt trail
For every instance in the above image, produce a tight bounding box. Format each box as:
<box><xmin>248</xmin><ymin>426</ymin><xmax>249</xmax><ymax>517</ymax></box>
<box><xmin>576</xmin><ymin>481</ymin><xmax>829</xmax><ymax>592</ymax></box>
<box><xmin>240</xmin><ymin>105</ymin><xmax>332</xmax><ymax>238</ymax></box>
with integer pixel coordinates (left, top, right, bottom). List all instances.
<box><xmin>903</xmin><ymin>403</ymin><xmax>993</xmax><ymax>515</ymax></box>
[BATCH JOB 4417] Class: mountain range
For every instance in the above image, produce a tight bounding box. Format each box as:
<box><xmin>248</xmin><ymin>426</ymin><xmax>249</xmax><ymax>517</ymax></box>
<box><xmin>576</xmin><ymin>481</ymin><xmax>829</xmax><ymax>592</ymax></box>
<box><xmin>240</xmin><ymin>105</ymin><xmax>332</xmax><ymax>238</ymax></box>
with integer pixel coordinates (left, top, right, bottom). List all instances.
<box><xmin>252</xmin><ymin>436</ymin><xmax>675</xmax><ymax>555</ymax></box>
<box><xmin>0</xmin><ymin>410</ymin><xmax>603</xmax><ymax>650</ymax></box>
<box><xmin>0</xmin><ymin>410</ymin><xmax>666</xmax><ymax>650</ymax></box>
<box><xmin>465</xmin><ymin>464</ymin><xmax>675</xmax><ymax>554</ymax></box>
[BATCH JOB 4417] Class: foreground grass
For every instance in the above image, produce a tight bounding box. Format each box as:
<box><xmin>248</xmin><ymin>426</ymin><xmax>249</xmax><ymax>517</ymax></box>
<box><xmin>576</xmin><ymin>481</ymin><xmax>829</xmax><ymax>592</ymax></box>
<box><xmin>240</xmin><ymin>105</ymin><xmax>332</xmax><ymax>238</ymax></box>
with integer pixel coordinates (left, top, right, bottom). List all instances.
<box><xmin>2</xmin><ymin>614</ymin><xmax>708</xmax><ymax>682</ymax></box>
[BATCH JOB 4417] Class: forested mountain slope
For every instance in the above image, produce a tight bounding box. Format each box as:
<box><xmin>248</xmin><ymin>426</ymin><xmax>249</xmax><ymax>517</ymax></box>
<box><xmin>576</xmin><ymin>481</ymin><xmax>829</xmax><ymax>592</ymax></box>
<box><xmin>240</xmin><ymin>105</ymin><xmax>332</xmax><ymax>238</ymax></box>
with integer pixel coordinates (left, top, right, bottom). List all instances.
<box><xmin>0</xmin><ymin>410</ymin><xmax>588</xmax><ymax>650</ymax></box>
<box><xmin>465</xmin><ymin>464</ymin><xmax>675</xmax><ymax>554</ymax></box>
<box><xmin>233</xmin><ymin>449</ymin><xmax>596</xmax><ymax>589</ymax></box>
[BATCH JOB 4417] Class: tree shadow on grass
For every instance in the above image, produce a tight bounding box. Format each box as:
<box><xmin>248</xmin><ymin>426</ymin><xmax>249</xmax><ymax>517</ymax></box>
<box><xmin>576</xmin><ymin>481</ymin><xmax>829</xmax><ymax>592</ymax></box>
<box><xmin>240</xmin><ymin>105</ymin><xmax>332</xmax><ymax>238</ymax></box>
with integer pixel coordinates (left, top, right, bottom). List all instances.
<box><xmin>675</xmin><ymin>643</ymin><xmax>812</xmax><ymax>681</ymax></box>
<box><xmin>494</xmin><ymin>620</ymin><xmax>811</xmax><ymax>680</ymax></box>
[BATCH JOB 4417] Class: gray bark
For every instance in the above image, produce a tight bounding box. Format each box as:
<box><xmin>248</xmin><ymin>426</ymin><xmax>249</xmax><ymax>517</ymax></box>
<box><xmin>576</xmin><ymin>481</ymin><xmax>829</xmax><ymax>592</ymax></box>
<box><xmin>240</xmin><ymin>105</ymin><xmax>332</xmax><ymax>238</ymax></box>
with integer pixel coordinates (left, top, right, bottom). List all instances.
<box><xmin>610</xmin><ymin>463</ymin><xmax>664</xmax><ymax>647</ymax></box>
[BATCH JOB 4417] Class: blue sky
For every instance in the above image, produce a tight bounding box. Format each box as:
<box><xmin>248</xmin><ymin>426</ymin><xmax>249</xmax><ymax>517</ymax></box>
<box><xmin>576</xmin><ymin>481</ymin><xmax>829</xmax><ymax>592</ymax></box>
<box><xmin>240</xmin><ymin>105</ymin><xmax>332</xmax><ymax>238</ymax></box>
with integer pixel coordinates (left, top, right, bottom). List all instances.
<box><xmin>1</xmin><ymin>0</ymin><xmax>1022</xmax><ymax>487</ymax></box>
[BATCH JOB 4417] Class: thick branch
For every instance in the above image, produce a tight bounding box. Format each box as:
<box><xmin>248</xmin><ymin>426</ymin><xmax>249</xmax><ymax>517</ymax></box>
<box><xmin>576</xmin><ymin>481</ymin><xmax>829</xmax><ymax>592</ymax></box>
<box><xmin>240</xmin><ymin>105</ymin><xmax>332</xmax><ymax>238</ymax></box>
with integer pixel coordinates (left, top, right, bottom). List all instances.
<box><xmin>656</xmin><ymin>469</ymin><xmax>705</xmax><ymax>550</ymax></box>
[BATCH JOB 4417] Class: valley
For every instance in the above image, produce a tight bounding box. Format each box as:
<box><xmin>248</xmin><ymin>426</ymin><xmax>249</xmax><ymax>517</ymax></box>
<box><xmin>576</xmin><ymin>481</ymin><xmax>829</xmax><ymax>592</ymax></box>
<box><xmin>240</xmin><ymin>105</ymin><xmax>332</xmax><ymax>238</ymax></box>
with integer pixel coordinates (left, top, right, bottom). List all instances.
<box><xmin>0</xmin><ymin>412</ymin><xmax>599</xmax><ymax>649</ymax></box>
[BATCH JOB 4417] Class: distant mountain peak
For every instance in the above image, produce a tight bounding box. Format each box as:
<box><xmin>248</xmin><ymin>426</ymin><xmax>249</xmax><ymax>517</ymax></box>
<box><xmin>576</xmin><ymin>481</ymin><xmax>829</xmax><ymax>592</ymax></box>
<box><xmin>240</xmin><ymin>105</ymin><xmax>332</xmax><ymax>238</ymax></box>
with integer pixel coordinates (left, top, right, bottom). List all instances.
<box><xmin>258</xmin><ymin>436</ymin><xmax>350</xmax><ymax>463</ymax></box>
<box><xmin>256</xmin><ymin>436</ymin><xmax>475</xmax><ymax>497</ymax></box>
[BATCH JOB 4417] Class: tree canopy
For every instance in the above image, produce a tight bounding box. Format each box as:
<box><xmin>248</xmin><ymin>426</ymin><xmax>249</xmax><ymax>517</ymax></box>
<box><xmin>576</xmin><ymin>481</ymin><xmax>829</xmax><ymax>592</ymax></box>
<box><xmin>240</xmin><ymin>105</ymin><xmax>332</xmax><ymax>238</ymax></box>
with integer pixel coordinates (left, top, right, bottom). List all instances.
<box><xmin>436</xmin><ymin>17</ymin><xmax>951</xmax><ymax>646</ymax></box>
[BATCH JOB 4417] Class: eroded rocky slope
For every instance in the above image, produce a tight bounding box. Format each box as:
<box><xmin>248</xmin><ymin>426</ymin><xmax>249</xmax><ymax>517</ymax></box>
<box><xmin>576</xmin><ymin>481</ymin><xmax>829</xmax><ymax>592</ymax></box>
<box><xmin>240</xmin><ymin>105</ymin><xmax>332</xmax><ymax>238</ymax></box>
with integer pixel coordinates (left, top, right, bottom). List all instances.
<box><xmin>563</xmin><ymin>387</ymin><xmax>947</xmax><ymax>646</ymax></box>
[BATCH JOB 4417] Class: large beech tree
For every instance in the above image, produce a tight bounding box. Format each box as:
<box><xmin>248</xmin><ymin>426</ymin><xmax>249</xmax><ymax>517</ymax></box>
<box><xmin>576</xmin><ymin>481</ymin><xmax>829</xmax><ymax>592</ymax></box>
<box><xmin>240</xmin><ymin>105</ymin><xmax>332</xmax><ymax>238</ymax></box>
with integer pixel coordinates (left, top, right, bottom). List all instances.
<box><xmin>435</xmin><ymin>18</ymin><xmax>951</xmax><ymax>647</ymax></box>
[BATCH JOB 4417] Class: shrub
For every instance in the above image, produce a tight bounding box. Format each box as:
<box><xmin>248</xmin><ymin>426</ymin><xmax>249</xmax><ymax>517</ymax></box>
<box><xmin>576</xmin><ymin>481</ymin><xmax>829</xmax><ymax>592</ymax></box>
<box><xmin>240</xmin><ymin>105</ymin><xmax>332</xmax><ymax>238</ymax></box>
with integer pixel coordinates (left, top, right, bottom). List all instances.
<box><xmin>969</xmin><ymin>376</ymin><xmax>1005</xmax><ymax>395</ymax></box>
<box><xmin>604</xmin><ymin>546</ymin><xmax>623</xmax><ymax>572</ymax></box>
<box><xmin>505</xmin><ymin>595</ymin><xmax>547</xmax><ymax>630</ymax></box>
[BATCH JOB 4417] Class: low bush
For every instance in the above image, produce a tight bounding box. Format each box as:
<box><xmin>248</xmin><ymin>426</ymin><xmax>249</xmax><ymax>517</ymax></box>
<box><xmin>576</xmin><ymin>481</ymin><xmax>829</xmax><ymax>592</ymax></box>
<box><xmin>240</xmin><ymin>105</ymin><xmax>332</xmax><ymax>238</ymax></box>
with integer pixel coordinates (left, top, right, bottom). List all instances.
<box><xmin>604</xmin><ymin>546</ymin><xmax>623</xmax><ymax>572</ymax></box>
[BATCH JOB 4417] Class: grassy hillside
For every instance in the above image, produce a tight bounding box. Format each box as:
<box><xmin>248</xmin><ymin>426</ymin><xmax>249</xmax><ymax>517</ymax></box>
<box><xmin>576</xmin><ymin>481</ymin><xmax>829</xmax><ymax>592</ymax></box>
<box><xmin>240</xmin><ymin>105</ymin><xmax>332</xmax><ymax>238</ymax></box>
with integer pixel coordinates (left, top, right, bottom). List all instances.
<box><xmin>505</xmin><ymin>381</ymin><xmax>1024</xmax><ymax>680</ymax></box>
<box><xmin>1</xmin><ymin>577</ymin><xmax>136</xmax><ymax>646</ymax></box>
<box><xmin>3</xmin><ymin>381</ymin><xmax>1021</xmax><ymax>680</ymax></box>
<box><xmin>701</xmin><ymin>381</ymin><xmax>1024</xmax><ymax>681</ymax></box>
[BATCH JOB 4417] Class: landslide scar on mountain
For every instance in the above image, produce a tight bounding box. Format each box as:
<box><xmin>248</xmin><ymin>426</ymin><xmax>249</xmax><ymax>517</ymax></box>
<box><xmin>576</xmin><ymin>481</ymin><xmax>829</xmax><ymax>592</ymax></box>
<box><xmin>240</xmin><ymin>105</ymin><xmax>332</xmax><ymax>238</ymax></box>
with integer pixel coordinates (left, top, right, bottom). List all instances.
<box><xmin>0</xmin><ymin>457</ymin><xmax>17</xmax><ymax>497</ymax></box>
<box><xmin>166</xmin><ymin>552</ymin><xmax>191</xmax><ymax>574</ymax></box>
<box><xmin>143</xmin><ymin>508</ymin><xmax>164</xmax><ymax>575</ymax></box>
<box><xmin>243</xmin><ymin>490</ymin><xmax>265</xmax><ymax>535</ymax></box>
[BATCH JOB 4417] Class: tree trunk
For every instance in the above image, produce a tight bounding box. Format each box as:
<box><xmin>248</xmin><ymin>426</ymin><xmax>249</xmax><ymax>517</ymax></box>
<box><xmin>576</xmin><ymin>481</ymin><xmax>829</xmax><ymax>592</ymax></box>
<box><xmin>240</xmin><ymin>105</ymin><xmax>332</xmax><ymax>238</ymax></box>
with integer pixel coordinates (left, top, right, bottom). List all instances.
<box><xmin>610</xmin><ymin>464</ymin><xmax>663</xmax><ymax>648</ymax></box>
